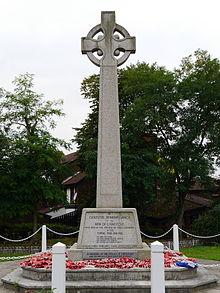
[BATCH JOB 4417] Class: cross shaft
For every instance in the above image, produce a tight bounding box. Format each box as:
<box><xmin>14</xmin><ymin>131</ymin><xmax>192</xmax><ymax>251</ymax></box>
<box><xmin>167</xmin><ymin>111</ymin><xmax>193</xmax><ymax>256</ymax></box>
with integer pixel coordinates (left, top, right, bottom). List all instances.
<box><xmin>81</xmin><ymin>11</ymin><xmax>136</xmax><ymax>208</ymax></box>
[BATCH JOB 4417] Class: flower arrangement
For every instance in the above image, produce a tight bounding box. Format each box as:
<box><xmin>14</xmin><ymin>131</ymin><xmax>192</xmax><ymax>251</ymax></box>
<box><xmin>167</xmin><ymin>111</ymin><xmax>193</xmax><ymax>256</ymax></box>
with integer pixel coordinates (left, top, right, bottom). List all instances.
<box><xmin>20</xmin><ymin>251</ymin><xmax>196</xmax><ymax>270</ymax></box>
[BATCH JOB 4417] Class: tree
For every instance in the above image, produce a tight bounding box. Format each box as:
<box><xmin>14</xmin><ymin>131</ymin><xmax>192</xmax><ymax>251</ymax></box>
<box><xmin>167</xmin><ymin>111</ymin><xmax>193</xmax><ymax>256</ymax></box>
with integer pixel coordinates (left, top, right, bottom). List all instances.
<box><xmin>75</xmin><ymin>64</ymin><xmax>177</xmax><ymax>226</ymax></box>
<box><xmin>121</xmin><ymin>51</ymin><xmax>220</xmax><ymax>226</ymax></box>
<box><xmin>0</xmin><ymin>74</ymin><xmax>70</xmax><ymax>231</ymax></box>
<box><xmin>74</xmin><ymin>50</ymin><xmax>220</xmax><ymax>229</ymax></box>
<box><xmin>171</xmin><ymin>50</ymin><xmax>220</xmax><ymax>225</ymax></box>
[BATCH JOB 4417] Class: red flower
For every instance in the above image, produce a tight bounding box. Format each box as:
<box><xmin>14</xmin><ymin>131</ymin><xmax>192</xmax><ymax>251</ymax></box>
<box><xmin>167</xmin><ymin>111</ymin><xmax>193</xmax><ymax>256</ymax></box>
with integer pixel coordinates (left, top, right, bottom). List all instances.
<box><xmin>20</xmin><ymin>252</ymin><xmax>196</xmax><ymax>270</ymax></box>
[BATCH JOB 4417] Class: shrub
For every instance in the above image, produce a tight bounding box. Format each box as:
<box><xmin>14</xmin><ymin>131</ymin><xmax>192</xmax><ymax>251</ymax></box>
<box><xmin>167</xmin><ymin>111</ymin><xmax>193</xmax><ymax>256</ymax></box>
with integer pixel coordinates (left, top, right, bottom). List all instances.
<box><xmin>46</xmin><ymin>223</ymin><xmax>79</xmax><ymax>239</ymax></box>
<box><xmin>192</xmin><ymin>204</ymin><xmax>220</xmax><ymax>243</ymax></box>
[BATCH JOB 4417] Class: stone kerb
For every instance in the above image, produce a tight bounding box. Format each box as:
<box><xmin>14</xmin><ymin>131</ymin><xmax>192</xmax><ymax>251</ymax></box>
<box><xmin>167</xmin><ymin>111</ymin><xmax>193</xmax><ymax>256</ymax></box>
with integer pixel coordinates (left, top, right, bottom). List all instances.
<box><xmin>21</xmin><ymin>265</ymin><xmax>198</xmax><ymax>281</ymax></box>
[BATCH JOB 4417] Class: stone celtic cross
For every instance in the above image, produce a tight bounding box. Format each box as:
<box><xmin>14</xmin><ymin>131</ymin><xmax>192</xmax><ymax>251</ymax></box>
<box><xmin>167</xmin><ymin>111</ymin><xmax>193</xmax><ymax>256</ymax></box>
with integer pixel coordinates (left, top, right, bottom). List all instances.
<box><xmin>82</xmin><ymin>11</ymin><xmax>135</xmax><ymax>208</ymax></box>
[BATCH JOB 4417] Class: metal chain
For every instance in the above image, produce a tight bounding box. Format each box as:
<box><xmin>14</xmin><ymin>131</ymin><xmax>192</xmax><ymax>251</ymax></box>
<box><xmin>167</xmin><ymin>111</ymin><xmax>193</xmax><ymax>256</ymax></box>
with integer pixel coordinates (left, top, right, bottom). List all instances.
<box><xmin>0</xmin><ymin>254</ymin><xmax>35</xmax><ymax>260</ymax></box>
<box><xmin>46</xmin><ymin>227</ymin><xmax>79</xmax><ymax>236</ymax></box>
<box><xmin>178</xmin><ymin>227</ymin><xmax>220</xmax><ymax>239</ymax></box>
<box><xmin>141</xmin><ymin>227</ymin><xmax>173</xmax><ymax>239</ymax></box>
<box><xmin>0</xmin><ymin>226</ymin><xmax>42</xmax><ymax>242</ymax></box>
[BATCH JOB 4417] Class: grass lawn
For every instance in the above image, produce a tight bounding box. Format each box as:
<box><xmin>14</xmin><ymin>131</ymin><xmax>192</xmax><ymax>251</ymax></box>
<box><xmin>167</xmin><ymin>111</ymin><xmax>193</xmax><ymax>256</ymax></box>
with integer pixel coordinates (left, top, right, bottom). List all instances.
<box><xmin>0</xmin><ymin>238</ymin><xmax>77</xmax><ymax>262</ymax></box>
<box><xmin>181</xmin><ymin>246</ymin><xmax>220</xmax><ymax>261</ymax></box>
<box><xmin>0</xmin><ymin>252</ymin><xmax>30</xmax><ymax>262</ymax></box>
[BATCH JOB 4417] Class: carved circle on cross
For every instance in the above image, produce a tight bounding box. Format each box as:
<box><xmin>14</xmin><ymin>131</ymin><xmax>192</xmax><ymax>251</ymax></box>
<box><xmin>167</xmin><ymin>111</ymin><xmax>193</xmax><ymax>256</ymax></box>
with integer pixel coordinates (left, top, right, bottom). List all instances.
<box><xmin>82</xmin><ymin>22</ymin><xmax>135</xmax><ymax>67</ymax></box>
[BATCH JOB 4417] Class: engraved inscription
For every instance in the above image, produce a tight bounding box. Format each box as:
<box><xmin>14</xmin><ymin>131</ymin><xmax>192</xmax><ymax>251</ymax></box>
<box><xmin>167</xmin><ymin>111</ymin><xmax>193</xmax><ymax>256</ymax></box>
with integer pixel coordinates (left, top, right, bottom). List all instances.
<box><xmin>80</xmin><ymin>212</ymin><xmax>139</xmax><ymax>249</ymax></box>
<box><xmin>83</xmin><ymin>251</ymin><xmax>138</xmax><ymax>259</ymax></box>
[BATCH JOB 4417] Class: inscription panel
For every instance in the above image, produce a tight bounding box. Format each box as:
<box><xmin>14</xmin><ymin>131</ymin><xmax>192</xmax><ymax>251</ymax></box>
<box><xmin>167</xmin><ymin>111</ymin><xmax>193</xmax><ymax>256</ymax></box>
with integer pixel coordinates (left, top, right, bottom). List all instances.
<box><xmin>79</xmin><ymin>212</ymin><xmax>140</xmax><ymax>249</ymax></box>
<box><xmin>83</xmin><ymin>251</ymin><xmax>138</xmax><ymax>259</ymax></box>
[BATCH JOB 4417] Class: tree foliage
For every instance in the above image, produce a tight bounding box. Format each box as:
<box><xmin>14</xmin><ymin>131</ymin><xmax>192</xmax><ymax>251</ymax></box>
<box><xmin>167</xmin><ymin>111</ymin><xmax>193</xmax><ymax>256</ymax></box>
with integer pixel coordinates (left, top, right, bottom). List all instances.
<box><xmin>0</xmin><ymin>74</ymin><xmax>70</xmax><ymax>230</ymax></box>
<box><xmin>192</xmin><ymin>203</ymin><xmax>220</xmax><ymax>242</ymax></box>
<box><xmin>74</xmin><ymin>50</ymin><xmax>220</xmax><ymax>227</ymax></box>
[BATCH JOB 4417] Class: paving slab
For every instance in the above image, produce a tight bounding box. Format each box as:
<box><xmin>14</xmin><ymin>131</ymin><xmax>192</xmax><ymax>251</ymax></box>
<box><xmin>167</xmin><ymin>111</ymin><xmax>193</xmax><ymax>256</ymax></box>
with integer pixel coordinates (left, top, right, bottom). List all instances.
<box><xmin>0</xmin><ymin>260</ymin><xmax>21</xmax><ymax>293</ymax></box>
<box><xmin>194</xmin><ymin>259</ymin><xmax>220</xmax><ymax>293</ymax></box>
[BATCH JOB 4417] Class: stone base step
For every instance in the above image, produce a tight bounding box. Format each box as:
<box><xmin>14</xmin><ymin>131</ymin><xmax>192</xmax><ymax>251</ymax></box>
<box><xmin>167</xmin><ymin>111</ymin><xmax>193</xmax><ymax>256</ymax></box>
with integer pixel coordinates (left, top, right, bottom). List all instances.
<box><xmin>21</xmin><ymin>265</ymin><xmax>197</xmax><ymax>281</ymax></box>
<box><xmin>2</xmin><ymin>267</ymin><xmax>218</xmax><ymax>293</ymax></box>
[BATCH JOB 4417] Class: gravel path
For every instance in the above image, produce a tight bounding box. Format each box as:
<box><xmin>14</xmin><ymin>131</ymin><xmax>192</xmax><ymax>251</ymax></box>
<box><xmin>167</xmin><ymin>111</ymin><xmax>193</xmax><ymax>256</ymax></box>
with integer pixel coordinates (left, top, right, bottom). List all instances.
<box><xmin>194</xmin><ymin>259</ymin><xmax>220</xmax><ymax>292</ymax></box>
<box><xmin>0</xmin><ymin>260</ymin><xmax>21</xmax><ymax>292</ymax></box>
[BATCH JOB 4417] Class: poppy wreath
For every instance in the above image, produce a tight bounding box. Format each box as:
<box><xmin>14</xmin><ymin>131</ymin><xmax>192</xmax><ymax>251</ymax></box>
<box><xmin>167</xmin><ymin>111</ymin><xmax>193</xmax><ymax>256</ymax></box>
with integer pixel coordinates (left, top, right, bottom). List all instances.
<box><xmin>20</xmin><ymin>251</ymin><xmax>196</xmax><ymax>270</ymax></box>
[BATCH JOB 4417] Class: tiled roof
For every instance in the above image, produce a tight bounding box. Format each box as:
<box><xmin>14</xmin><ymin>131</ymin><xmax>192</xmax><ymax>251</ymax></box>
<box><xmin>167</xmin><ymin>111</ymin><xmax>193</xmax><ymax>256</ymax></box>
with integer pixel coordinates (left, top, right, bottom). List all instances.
<box><xmin>189</xmin><ymin>182</ymin><xmax>207</xmax><ymax>191</ymax></box>
<box><xmin>46</xmin><ymin>208</ymin><xmax>76</xmax><ymax>219</ymax></box>
<box><xmin>185</xmin><ymin>194</ymin><xmax>212</xmax><ymax>207</ymax></box>
<box><xmin>62</xmin><ymin>172</ymin><xmax>86</xmax><ymax>185</ymax></box>
<box><xmin>61</xmin><ymin>152</ymin><xmax>78</xmax><ymax>164</ymax></box>
<box><xmin>184</xmin><ymin>194</ymin><xmax>212</xmax><ymax>212</ymax></box>
<box><xmin>38</xmin><ymin>204</ymin><xmax>63</xmax><ymax>214</ymax></box>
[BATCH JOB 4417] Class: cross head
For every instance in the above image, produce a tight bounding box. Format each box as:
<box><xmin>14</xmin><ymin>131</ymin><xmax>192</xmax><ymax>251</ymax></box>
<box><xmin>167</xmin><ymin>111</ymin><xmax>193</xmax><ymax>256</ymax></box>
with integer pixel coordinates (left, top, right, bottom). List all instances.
<box><xmin>81</xmin><ymin>11</ymin><xmax>136</xmax><ymax>67</ymax></box>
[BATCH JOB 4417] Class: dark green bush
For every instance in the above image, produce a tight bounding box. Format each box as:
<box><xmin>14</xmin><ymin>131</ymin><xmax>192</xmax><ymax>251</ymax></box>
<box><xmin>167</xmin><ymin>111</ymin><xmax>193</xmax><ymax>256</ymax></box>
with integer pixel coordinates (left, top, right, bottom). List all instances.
<box><xmin>192</xmin><ymin>204</ymin><xmax>220</xmax><ymax>243</ymax></box>
<box><xmin>0</xmin><ymin>223</ymin><xmax>37</xmax><ymax>240</ymax></box>
<box><xmin>46</xmin><ymin>223</ymin><xmax>79</xmax><ymax>239</ymax></box>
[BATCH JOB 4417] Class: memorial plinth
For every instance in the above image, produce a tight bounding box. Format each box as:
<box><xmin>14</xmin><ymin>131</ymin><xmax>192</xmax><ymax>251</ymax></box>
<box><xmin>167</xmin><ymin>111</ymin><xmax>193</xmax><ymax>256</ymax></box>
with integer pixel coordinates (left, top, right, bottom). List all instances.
<box><xmin>69</xmin><ymin>11</ymin><xmax>150</xmax><ymax>260</ymax></box>
<box><xmin>69</xmin><ymin>208</ymin><xmax>150</xmax><ymax>260</ymax></box>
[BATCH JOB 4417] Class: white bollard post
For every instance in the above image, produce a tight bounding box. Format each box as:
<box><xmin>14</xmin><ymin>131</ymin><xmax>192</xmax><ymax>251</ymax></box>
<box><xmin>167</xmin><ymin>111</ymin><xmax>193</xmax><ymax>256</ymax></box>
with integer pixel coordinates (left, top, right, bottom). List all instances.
<box><xmin>41</xmin><ymin>225</ymin><xmax>47</xmax><ymax>252</ymax></box>
<box><xmin>173</xmin><ymin>224</ymin><xmax>179</xmax><ymax>252</ymax></box>
<box><xmin>151</xmin><ymin>241</ymin><xmax>165</xmax><ymax>293</ymax></box>
<box><xmin>52</xmin><ymin>242</ymin><xmax>66</xmax><ymax>293</ymax></box>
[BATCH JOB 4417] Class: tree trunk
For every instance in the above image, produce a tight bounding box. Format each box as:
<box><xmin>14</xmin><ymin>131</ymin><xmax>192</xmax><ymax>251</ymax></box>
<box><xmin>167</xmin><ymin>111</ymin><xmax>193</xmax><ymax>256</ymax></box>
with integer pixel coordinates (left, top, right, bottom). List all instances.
<box><xmin>175</xmin><ymin>172</ymin><xmax>187</xmax><ymax>234</ymax></box>
<box><xmin>177</xmin><ymin>202</ymin><xmax>185</xmax><ymax>229</ymax></box>
<box><xmin>176</xmin><ymin>190</ymin><xmax>187</xmax><ymax>239</ymax></box>
<box><xmin>33</xmin><ymin>208</ymin><xmax>38</xmax><ymax>232</ymax></box>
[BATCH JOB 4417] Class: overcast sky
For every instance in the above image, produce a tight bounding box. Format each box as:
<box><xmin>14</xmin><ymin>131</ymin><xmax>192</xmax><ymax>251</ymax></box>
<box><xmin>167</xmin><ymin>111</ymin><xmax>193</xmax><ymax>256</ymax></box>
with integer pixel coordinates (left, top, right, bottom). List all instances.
<box><xmin>1</xmin><ymin>0</ymin><xmax>220</xmax><ymax>153</ymax></box>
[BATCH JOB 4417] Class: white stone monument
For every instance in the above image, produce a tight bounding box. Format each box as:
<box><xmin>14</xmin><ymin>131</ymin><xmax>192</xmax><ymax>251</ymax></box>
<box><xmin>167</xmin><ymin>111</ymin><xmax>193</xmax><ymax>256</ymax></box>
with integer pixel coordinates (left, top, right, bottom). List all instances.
<box><xmin>69</xmin><ymin>11</ymin><xmax>150</xmax><ymax>260</ymax></box>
